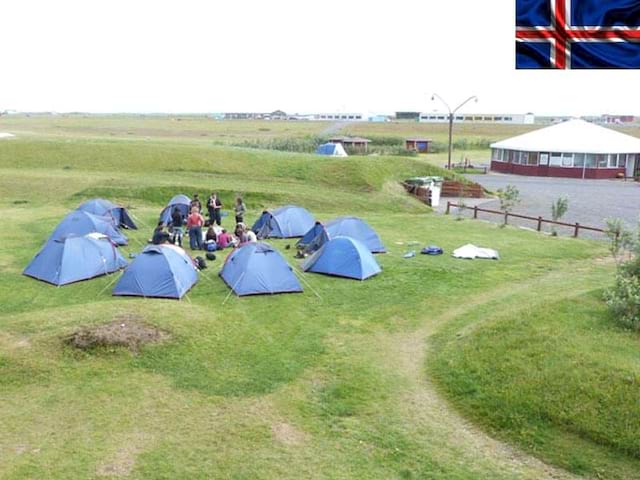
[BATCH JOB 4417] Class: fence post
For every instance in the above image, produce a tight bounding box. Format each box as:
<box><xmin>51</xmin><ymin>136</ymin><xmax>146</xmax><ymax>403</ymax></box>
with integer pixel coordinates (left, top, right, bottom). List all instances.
<box><xmin>537</xmin><ymin>216</ymin><xmax>542</xmax><ymax>232</ymax></box>
<box><xmin>473</xmin><ymin>206</ymin><xmax>478</xmax><ymax>219</ymax></box>
<box><xmin>574</xmin><ymin>223</ymin><xmax>580</xmax><ymax>237</ymax></box>
<box><xmin>445</xmin><ymin>201</ymin><xmax>451</xmax><ymax>215</ymax></box>
<box><xmin>504</xmin><ymin>212</ymin><xmax>509</xmax><ymax>225</ymax></box>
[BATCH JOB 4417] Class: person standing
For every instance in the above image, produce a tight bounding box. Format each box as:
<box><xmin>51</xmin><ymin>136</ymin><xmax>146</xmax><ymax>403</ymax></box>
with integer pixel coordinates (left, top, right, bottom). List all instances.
<box><xmin>170</xmin><ymin>206</ymin><xmax>184</xmax><ymax>247</ymax></box>
<box><xmin>207</xmin><ymin>193</ymin><xmax>216</xmax><ymax>223</ymax></box>
<box><xmin>208</xmin><ymin>192</ymin><xmax>223</xmax><ymax>226</ymax></box>
<box><xmin>234</xmin><ymin>196</ymin><xmax>246</xmax><ymax>224</ymax></box>
<box><xmin>186</xmin><ymin>207</ymin><xmax>205</xmax><ymax>250</ymax></box>
<box><xmin>190</xmin><ymin>194</ymin><xmax>202</xmax><ymax>213</ymax></box>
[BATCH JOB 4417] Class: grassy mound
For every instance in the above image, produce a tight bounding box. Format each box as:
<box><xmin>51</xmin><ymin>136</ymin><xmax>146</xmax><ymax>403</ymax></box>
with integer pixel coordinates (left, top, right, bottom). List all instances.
<box><xmin>430</xmin><ymin>290</ymin><xmax>640</xmax><ymax>478</ymax></box>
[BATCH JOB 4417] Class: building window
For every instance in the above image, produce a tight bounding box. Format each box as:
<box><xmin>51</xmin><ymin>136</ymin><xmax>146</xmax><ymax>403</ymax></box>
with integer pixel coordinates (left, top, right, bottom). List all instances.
<box><xmin>528</xmin><ymin>152</ymin><xmax>538</xmax><ymax>165</ymax></box>
<box><xmin>607</xmin><ymin>154</ymin><xmax>617</xmax><ymax>168</ymax></box>
<box><xmin>574</xmin><ymin>153</ymin><xmax>585</xmax><ymax>167</ymax></box>
<box><xmin>585</xmin><ymin>154</ymin><xmax>596</xmax><ymax>167</ymax></box>
<box><xmin>626</xmin><ymin>154</ymin><xmax>636</xmax><ymax>168</ymax></box>
<box><xmin>597</xmin><ymin>154</ymin><xmax>607</xmax><ymax>168</ymax></box>
<box><xmin>550</xmin><ymin>152</ymin><xmax>563</xmax><ymax>166</ymax></box>
<box><xmin>562</xmin><ymin>153</ymin><xmax>573</xmax><ymax>167</ymax></box>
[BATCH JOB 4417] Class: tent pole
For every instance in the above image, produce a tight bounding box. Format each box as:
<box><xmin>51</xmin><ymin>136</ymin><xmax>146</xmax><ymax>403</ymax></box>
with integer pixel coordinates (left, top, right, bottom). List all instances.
<box><xmin>222</xmin><ymin>272</ymin><xmax>244</xmax><ymax>306</ymax></box>
<box><xmin>293</xmin><ymin>269</ymin><xmax>322</xmax><ymax>300</ymax></box>
<box><xmin>96</xmin><ymin>271</ymin><xmax>121</xmax><ymax>298</ymax></box>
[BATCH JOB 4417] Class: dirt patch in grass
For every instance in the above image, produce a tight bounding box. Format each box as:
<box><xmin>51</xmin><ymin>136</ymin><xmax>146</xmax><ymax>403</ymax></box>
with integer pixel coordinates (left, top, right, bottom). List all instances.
<box><xmin>96</xmin><ymin>433</ymin><xmax>151</xmax><ymax>477</ymax></box>
<box><xmin>271</xmin><ymin>422</ymin><xmax>308</xmax><ymax>446</ymax></box>
<box><xmin>65</xmin><ymin>314</ymin><xmax>170</xmax><ymax>354</ymax></box>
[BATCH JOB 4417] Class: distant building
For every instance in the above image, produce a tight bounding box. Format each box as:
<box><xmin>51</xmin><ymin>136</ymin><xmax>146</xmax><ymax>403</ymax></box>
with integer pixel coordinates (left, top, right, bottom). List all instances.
<box><xmin>223</xmin><ymin>112</ymin><xmax>266</xmax><ymax>120</ymax></box>
<box><xmin>368</xmin><ymin>114</ymin><xmax>390</xmax><ymax>122</ymax></box>
<box><xmin>270</xmin><ymin>110</ymin><xmax>287</xmax><ymax>120</ymax></box>
<box><xmin>312</xmin><ymin>113</ymin><xmax>365</xmax><ymax>121</ymax></box>
<box><xmin>329</xmin><ymin>136</ymin><xmax>371</xmax><ymax>153</ymax></box>
<box><xmin>596</xmin><ymin>114</ymin><xmax>635</xmax><ymax>124</ymax></box>
<box><xmin>405</xmin><ymin>138</ymin><xmax>432</xmax><ymax>153</ymax></box>
<box><xmin>419</xmin><ymin>113</ymin><xmax>535</xmax><ymax>124</ymax></box>
<box><xmin>395</xmin><ymin>112</ymin><xmax>420</xmax><ymax>121</ymax></box>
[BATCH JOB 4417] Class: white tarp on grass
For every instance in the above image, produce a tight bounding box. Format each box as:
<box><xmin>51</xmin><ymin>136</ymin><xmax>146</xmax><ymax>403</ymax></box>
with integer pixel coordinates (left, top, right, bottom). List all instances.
<box><xmin>0</xmin><ymin>132</ymin><xmax>15</xmax><ymax>139</ymax></box>
<box><xmin>452</xmin><ymin>244</ymin><xmax>499</xmax><ymax>260</ymax></box>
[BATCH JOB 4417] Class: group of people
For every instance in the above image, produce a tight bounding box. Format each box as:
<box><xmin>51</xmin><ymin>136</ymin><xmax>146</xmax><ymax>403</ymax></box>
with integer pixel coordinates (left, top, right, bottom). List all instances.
<box><xmin>151</xmin><ymin>193</ymin><xmax>256</xmax><ymax>252</ymax></box>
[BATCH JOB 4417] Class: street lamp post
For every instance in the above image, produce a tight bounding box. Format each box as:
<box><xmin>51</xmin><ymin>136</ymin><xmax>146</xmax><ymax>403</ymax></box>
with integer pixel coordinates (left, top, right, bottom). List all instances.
<box><xmin>431</xmin><ymin>94</ymin><xmax>478</xmax><ymax>170</ymax></box>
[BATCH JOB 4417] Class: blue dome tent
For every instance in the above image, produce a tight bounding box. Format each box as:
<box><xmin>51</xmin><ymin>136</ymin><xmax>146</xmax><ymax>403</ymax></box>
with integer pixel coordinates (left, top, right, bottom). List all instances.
<box><xmin>325</xmin><ymin>217</ymin><xmax>386</xmax><ymax>253</ymax></box>
<box><xmin>78</xmin><ymin>198</ymin><xmax>138</xmax><ymax>230</ymax></box>
<box><xmin>296</xmin><ymin>222</ymin><xmax>330</xmax><ymax>255</ymax></box>
<box><xmin>49</xmin><ymin>210</ymin><xmax>128</xmax><ymax>246</ymax></box>
<box><xmin>219</xmin><ymin>242</ymin><xmax>303</xmax><ymax>296</ymax></box>
<box><xmin>296</xmin><ymin>222</ymin><xmax>326</xmax><ymax>247</ymax></box>
<box><xmin>301</xmin><ymin>236</ymin><xmax>381</xmax><ymax>280</ymax></box>
<box><xmin>298</xmin><ymin>216</ymin><xmax>386</xmax><ymax>254</ymax></box>
<box><xmin>159</xmin><ymin>194</ymin><xmax>191</xmax><ymax>226</ymax></box>
<box><xmin>23</xmin><ymin>233</ymin><xmax>127</xmax><ymax>286</ymax></box>
<box><xmin>112</xmin><ymin>245</ymin><xmax>198</xmax><ymax>299</ymax></box>
<box><xmin>252</xmin><ymin>205</ymin><xmax>315</xmax><ymax>239</ymax></box>
<box><xmin>316</xmin><ymin>143</ymin><xmax>348</xmax><ymax>157</ymax></box>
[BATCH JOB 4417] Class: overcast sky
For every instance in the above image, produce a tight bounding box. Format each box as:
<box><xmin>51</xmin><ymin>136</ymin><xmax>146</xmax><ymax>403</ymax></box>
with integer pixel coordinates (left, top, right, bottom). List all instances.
<box><xmin>1</xmin><ymin>0</ymin><xmax>639</xmax><ymax>116</ymax></box>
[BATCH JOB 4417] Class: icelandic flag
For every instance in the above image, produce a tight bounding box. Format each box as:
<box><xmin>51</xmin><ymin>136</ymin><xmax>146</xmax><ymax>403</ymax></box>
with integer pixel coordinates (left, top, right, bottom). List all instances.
<box><xmin>516</xmin><ymin>0</ymin><xmax>640</xmax><ymax>69</ymax></box>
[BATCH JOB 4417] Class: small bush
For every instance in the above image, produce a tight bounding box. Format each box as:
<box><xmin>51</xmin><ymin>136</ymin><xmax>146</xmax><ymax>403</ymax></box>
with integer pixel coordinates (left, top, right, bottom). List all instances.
<box><xmin>605</xmin><ymin>218</ymin><xmax>640</xmax><ymax>330</ymax></box>
<box><xmin>605</xmin><ymin>274</ymin><xmax>640</xmax><ymax>330</ymax></box>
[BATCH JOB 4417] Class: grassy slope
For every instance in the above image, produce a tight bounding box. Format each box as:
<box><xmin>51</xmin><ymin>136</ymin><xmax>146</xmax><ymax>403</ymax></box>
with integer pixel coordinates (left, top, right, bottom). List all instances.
<box><xmin>0</xmin><ymin>119</ymin><xmax>638</xmax><ymax>479</ymax></box>
<box><xmin>430</xmin><ymin>288</ymin><xmax>640</xmax><ymax>479</ymax></box>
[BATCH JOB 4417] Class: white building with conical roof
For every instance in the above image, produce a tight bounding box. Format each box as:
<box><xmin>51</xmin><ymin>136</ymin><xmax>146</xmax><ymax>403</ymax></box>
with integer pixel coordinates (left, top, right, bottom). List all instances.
<box><xmin>490</xmin><ymin>119</ymin><xmax>640</xmax><ymax>179</ymax></box>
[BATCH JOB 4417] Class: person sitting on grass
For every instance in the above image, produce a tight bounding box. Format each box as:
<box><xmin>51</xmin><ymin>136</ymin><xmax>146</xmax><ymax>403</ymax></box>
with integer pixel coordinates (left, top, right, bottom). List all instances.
<box><xmin>232</xmin><ymin>223</ymin><xmax>257</xmax><ymax>246</ymax></box>
<box><xmin>186</xmin><ymin>207</ymin><xmax>205</xmax><ymax>250</ymax></box>
<box><xmin>232</xmin><ymin>223</ymin><xmax>245</xmax><ymax>247</ymax></box>
<box><xmin>204</xmin><ymin>225</ymin><xmax>217</xmax><ymax>249</ymax></box>
<box><xmin>216</xmin><ymin>228</ymin><xmax>232</xmax><ymax>249</ymax></box>
<box><xmin>151</xmin><ymin>221</ymin><xmax>170</xmax><ymax>245</ymax></box>
<box><xmin>243</xmin><ymin>227</ymin><xmax>257</xmax><ymax>244</ymax></box>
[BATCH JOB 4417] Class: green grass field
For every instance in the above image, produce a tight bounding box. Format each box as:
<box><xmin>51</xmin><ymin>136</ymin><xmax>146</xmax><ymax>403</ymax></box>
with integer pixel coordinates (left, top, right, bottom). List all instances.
<box><xmin>1</xmin><ymin>117</ymin><xmax>639</xmax><ymax>479</ymax></box>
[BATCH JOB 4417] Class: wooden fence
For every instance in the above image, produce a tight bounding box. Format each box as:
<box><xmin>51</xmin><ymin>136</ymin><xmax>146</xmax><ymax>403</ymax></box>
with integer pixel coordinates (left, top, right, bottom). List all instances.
<box><xmin>441</xmin><ymin>180</ymin><xmax>484</xmax><ymax>198</ymax></box>
<box><xmin>445</xmin><ymin>202</ymin><xmax>610</xmax><ymax>238</ymax></box>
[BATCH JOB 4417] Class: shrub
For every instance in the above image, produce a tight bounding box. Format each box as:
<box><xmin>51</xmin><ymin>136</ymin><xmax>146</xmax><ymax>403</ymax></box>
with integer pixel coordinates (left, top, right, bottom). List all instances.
<box><xmin>550</xmin><ymin>196</ymin><xmax>569</xmax><ymax>236</ymax></box>
<box><xmin>604</xmin><ymin>218</ymin><xmax>640</xmax><ymax>330</ymax></box>
<box><xmin>605</xmin><ymin>274</ymin><xmax>640</xmax><ymax>330</ymax></box>
<box><xmin>496</xmin><ymin>184</ymin><xmax>521</xmax><ymax>226</ymax></box>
